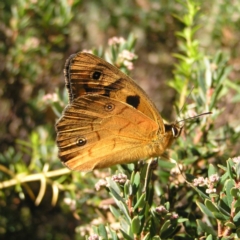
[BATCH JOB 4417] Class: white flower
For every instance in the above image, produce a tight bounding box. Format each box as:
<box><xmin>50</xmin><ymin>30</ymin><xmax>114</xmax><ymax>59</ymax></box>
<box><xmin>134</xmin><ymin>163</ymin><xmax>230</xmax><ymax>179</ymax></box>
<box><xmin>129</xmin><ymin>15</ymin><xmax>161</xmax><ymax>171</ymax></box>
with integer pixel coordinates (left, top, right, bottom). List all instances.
<box><xmin>42</xmin><ymin>93</ymin><xmax>58</xmax><ymax>102</ymax></box>
<box><xmin>193</xmin><ymin>176</ymin><xmax>207</xmax><ymax>187</ymax></box>
<box><xmin>112</xmin><ymin>173</ymin><xmax>127</xmax><ymax>184</ymax></box>
<box><xmin>95</xmin><ymin>179</ymin><xmax>107</xmax><ymax>191</ymax></box>
<box><xmin>209</xmin><ymin>174</ymin><xmax>220</xmax><ymax>183</ymax></box>
<box><xmin>108</xmin><ymin>36</ymin><xmax>126</xmax><ymax>46</ymax></box>
<box><xmin>88</xmin><ymin>234</ymin><xmax>99</xmax><ymax>240</ymax></box>
<box><xmin>206</xmin><ymin>188</ymin><xmax>216</xmax><ymax>194</ymax></box>
<box><xmin>233</xmin><ymin>156</ymin><xmax>240</xmax><ymax>163</ymax></box>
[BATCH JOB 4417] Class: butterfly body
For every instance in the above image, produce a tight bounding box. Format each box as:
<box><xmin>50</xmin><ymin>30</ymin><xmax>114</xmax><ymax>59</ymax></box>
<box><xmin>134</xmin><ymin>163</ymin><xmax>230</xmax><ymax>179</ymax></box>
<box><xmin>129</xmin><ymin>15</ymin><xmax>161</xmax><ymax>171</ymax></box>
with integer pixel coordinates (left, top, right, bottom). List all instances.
<box><xmin>56</xmin><ymin>52</ymin><xmax>181</xmax><ymax>171</ymax></box>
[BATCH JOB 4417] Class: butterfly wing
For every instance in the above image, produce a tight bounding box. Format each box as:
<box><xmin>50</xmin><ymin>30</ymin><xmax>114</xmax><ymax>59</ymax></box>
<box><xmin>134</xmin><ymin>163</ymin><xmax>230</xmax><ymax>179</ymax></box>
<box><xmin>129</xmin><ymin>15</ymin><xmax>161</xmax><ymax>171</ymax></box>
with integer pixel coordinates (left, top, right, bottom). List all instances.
<box><xmin>56</xmin><ymin>52</ymin><xmax>178</xmax><ymax>171</ymax></box>
<box><xmin>56</xmin><ymin>95</ymin><xmax>169</xmax><ymax>171</ymax></box>
<box><xmin>64</xmin><ymin>52</ymin><xmax>165</xmax><ymax>132</ymax></box>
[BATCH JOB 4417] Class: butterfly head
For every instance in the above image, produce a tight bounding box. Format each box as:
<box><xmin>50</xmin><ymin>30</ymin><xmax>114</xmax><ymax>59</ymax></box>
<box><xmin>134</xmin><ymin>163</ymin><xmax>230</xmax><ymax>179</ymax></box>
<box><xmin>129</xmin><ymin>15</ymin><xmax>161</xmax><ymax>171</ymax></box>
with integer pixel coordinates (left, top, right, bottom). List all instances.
<box><xmin>171</xmin><ymin>123</ymin><xmax>183</xmax><ymax>138</ymax></box>
<box><xmin>162</xmin><ymin>123</ymin><xmax>183</xmax><ymax>151</ymax></box>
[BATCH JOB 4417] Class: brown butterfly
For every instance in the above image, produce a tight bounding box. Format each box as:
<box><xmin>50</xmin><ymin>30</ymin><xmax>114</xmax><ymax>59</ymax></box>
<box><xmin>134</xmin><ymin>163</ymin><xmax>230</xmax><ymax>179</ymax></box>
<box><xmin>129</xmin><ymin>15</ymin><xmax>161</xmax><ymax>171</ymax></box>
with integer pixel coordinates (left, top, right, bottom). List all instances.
<box><xmin>56</xmin><ymin>52</ymin><xmax>182</xmax><ymax>171</ymax></box>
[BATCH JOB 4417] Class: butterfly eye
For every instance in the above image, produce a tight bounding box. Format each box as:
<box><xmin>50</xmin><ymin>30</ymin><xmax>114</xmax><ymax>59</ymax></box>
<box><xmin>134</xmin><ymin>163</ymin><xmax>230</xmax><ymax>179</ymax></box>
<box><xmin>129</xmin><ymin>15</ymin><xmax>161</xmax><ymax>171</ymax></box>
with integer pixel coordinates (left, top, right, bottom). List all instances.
<box><xmin>172</xmin><ymin>127</ymin><xmax>178</xmax><ymax>137</ymax></box>
<box><xmin>104</xmin><ymin>103</ymin><xmax>115</xmax><ymax>111</ymax></box>
<box><xmin>172</xmin><ymin>126</ymin><xmax>183</xmax><ymax>138</ymax></box>
<box><xmin>91</xmin><ymin>71</ymin><xmax>102</xmax><ymax>80</ymax></box>
<box><xmin>76</xmin><ymin>137</ymin><xmax>87</xmax><ymax>146</ymax></box>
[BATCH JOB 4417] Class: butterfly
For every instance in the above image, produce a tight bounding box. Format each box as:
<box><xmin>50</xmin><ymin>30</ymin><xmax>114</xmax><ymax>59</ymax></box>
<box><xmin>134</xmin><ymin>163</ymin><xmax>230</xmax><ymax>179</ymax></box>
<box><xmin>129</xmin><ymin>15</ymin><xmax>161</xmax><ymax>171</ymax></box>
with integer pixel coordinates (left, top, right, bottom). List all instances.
<box><xmin>55</xmin><ymin>52</ymin><xmax>182</xmax><ymax>171</ymax></box>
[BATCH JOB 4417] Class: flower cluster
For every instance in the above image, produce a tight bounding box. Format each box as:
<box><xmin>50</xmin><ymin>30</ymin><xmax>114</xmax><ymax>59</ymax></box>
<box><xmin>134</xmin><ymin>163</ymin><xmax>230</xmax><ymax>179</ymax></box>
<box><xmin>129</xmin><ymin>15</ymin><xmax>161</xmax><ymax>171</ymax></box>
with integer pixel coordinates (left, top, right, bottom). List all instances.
<box><xmin>82</xmin><ymin>49</ymin><xmax>93</xmax><ymax>54</ymax></box>
<box><xmin>118</xmin><ymin>50</ymin><xmax>137</xmax><ymax>70</ymax></box>
<box><xmin>88</xmin><ymin>234</ymin><xmax>99</xmax><ymax>240</ymax></box>
<box><xmin>155</xmin><ymin>205</ymin><xmax>168</xmax><ymax>215</ymax></box>
<box><xmin>111</xmin><ymin>173</ymin><xmax>127</xmax><ymax>184</ymax></box>
<box><xmin>95</xmin><ymin>179</ymin><xmax>108</xmax><ymax>191</ymax></box>
<box><xmin>233</xmin><ymin>156</ymin><xmax>240</xmax><ymax>164</ymax></box>
<box><xmin>63</xmin><ymin>197</ymin><xmax>76</xmax><ymax>211</ymax></box>
<box><xmin>155</xmin><ymin>206</ymin><xmax>178</xmax><ymax>219</ymax></box>
<box><xmin>108</xmin><ymin>36</ymin><xmax>126</xmax><ymax>46</ymax></box>
<box><xmin>42</xmin><ymin>93</ymin><xmax>58</xmax><ymax>103</ymax></box>
<box><xmin>193</xmin><ymin>174</ymin><xmax>220</xmax><ymax>194</ymax></box>
<box><xmin>170</xmin><ymin>164</ymin><xmax>185</xmax><ymax>185</ymax></box>
<box><xmin>22</xmin><ymin>37</ymin><xmax>40</xmax><ymax>52</ymax></box>
<box><xmin>108</xmin><ymin>36</ymin><xmax>137</xmax><ymax>70</ymax></box>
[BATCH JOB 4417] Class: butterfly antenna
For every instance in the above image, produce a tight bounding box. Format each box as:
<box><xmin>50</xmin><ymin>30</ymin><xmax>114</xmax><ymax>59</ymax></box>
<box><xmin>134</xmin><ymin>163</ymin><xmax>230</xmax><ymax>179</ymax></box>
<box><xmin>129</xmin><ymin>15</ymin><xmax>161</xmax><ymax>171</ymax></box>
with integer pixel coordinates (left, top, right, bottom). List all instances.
<box><xmin>177</xmin><ymin>112</ymin><xmax>212</xmax><ymax>124</ymax></box>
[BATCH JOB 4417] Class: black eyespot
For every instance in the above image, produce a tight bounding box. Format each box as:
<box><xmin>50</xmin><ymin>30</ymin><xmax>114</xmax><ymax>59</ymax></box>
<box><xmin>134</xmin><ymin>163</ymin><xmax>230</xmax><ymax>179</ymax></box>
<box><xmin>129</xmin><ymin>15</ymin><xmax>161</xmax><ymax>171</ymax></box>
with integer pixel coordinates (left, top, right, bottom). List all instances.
<box><xmin>92</xmin><ymin>71</ymin><xmax>102</xmax><ymax>80</ymax></box>
<box><xmin>126</xmin><ymin>95</ymin><xmax>140</xmax><ymax>108</ymax></box>
<box><xmin>76</xmin><ymin>137</ymin><xmax>87</xmax><ymax>146</ymax></box>
<box><xmin>104</xmin><ymin>103</ymin><xmax>115</xmax><ymax>111</ymax></box>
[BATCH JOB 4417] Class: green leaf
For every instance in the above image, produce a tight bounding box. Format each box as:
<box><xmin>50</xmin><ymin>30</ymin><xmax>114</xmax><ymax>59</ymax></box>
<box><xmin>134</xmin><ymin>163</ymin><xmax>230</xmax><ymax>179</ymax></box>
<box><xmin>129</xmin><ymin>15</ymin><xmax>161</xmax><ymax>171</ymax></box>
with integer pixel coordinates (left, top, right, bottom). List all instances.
<box><xmin>197</xmin><ymin>220</ymin><xmax>216</xmax><ymax>236</ymax></box>
<box><xmin>142</xmin><ymin>232</ymin><xmax>150</xmax><ymax>240</ymax></box>
<box><xmin>194</xmin><ymin>186</ymin><xmax>210</xmax><ymax>199</ymax></box>
<box><xmin>237</xmin><ymin>227</ymin><xmax>240</xmax><ymax>237</ymax></box>
<box><xmin>109</xmin><ymin>227</ymin><xmax>119</xmax><ymax>240</ymax></box>
<box><xmin>109</xmin><ymin>205</ymin><xmax>121</xmax><ymax>219</ymax></box>
<box><xmin>133</xmin><ymin>192</ymin><xmax>146</xmax><ymax>210</ymax></box>
<box><xmin>164</xmin><ymin>202</ymin><xmax>170</xmax><ymax>211</ymax></box>
<box><xmin>98</xmin><ymin>224</ymin><xmax>108</xmax><ymax>239</ymax></box>
<box><xmin>157</xmin><ymin>159</ymin><xmax>176</xmax><ymax>169</ymax></box>
<box><xmin>119</xmin><ymin>217</ymin><xmax>131</xmax><ymax>235</ymax></box>
<box><xmin>133</xmin><ymin>172</ymin><xmax>140</xmax><ymax>187</ymax></box>
<box><xmin>126</xmin><ymin>33</ymin><xmax>137</xmax><ymax>50</ymax></box>
<box><xmin>131</xmin><ymin>216</ymin><xmax>141</xmax><ymax>235</ymax></box>
<box><xmin>129</xmin><ymin>171</ymin><xmax>140</xmax><ymax>195</ymax></box>
<box><xmin>236</xmin><ymin>163</ymin><xmax>240</xmax><ymax>180</ymax></box>
<box><xmin>225</xmin><ymin>179</ymin><xmax>235</xmax><ymax>206</ymax></box>
<box><xmin>142</xmin><ymin>202</ymin><xmax>150</xmax><ymax>220</ymax></box>
<box><xmin>234</xmin><ymin>198</ymin><xmax>240</xmax><ymax>208</ymax></box>
<box><xmin>124</xmin><ymin>180</ymin><xmax>133</xmax><ymax>196</ymax></box>
<box><xmin>225</xmin><ymin>221</ymin><xmax>236</xmax><ymax>229</ymax></box>
<box><xmin>159</xmin><ymin>220</ymin><xmax>171</xmax><ymax>235</ymax></box>
<box><xmin>177</xmin><ymin>218</ymin><xmax>189</xmax><ymax>223</ymax></box>
<box><xmin>215</xmin><ymin>65</ymin><xmax>231</xmax><ymax>86</ymax></box>
<box><xmin>226</xmin><ymin>159</ymin><xmax>234</xmax><ymax>179</ymax></box>
<box><xmin>205</xmin><ymin>200</ymin><xmax>230</xmax><ymax>220</ymax></box>
<box><xmin>220</xmin><ymin>171</ymin><xmax>230</xmax><ymax>184</ymax></box>
<box><xmin>196</xmin><ymin>201</ymin><xmax>214</xmax><ymax>218</ymax></box>
<box><xmin>152</xmin><ymin>236</ymin><xmax>161</xmax><ymax>240</ymax></box>
<box><xmin>212</xmin><ymin>211</ymin><xmax>229</xmax><ymax>221</ymax></box>
<box><xmin>107</xmin><ymin>178</ymin><xmax>122</xmax><ymax>198</ymax></box>
<box><xmin>208</xmin><ymin>164</ymin><xmax>217</xmax><ymax>176</ymax></box>
<box><xmin>130</xmin><ymin>171</ymin><xmax>135</xmax><ymax>183</ymax></box>
<box><xmin>233</xmin><ymin>210</ymin><xmax>240</xmax><ymax>223</ymax></box>
<box><xmin>219</xmin><ymin>195</ymin><xmax>231</xmax><ymax>214</ymax></box>
<box><xmin>231</xmin><ymin>187</ymin><xmax>239</xmax><ymax>198</ymax></box>
<box><xmin>206</xmin><ymin>234</ymin><xmax>214</xmax><ymax>240</ymax></box>
<box><xmin>209</xmin><ymin>84</ymin><xmax>223</xmax><ymax>110</ymax></box>
<box><xmin>160</xmin><ymin>219</ymin><xmax>178</xmax><ymax>238</ymax></box>
<box><xmin>205</xmin><ymin>199</ymin><xmax>219</xmax><ymax>212</ymax></box>
<box><xmin>115</xmin><ymin>200</ymin><xmax>131</xmax><ymax>224</ymax></box>
<box><xmin>120</xmin><ymin>229</ymin><xmax>133</xmax><ymax>240</ymax></box>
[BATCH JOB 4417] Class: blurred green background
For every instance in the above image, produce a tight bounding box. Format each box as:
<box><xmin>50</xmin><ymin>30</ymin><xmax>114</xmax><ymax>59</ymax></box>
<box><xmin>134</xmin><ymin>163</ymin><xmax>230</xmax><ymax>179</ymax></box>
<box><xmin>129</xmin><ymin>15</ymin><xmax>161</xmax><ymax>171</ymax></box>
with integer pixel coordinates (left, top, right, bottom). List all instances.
<box><xmin>0</xmin><ymin>0</ymin><xmax>240</xmax><ymax>239</ymax></box>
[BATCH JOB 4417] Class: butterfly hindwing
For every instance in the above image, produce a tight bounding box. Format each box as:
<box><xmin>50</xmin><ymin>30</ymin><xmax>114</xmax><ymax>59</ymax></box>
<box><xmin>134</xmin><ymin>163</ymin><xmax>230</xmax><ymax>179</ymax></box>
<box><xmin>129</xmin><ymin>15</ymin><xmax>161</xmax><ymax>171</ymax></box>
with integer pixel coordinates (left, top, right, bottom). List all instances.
<box><xmin>56</xmin><ymin>95</ymin><xmax>162</xmax><ymax>171</ymax></box>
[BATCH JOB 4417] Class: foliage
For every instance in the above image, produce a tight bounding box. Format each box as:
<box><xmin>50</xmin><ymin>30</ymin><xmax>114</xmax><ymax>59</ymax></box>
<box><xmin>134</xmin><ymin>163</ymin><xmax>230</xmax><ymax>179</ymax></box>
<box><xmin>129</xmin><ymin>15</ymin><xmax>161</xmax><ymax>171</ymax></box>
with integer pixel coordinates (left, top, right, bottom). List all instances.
<box><xmin>0</xmin><ymin>0</ymin><xmax>240</xmax><ymax>239</ymax></box>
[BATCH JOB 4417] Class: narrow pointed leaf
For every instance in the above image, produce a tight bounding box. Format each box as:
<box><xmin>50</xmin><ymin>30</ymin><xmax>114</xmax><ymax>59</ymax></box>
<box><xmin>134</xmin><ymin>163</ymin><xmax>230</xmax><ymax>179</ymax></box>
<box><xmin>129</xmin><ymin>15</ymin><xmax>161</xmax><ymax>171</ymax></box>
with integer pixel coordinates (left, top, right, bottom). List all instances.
<box><xmin>196</xmin><ymin>201</ymin><xmax>214</xmax><ymax>218</ymax></box>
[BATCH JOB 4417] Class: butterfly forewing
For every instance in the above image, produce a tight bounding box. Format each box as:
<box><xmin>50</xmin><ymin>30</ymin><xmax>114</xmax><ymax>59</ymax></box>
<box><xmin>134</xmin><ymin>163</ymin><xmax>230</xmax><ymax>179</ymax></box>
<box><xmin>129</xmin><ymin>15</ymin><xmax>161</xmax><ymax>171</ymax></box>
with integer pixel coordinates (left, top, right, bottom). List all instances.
<box><xmin>64</xmin><ymin>52</ymin><xmax>165</xmax><ymax>131</ymax></box>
